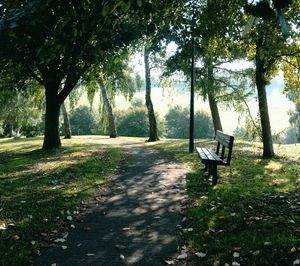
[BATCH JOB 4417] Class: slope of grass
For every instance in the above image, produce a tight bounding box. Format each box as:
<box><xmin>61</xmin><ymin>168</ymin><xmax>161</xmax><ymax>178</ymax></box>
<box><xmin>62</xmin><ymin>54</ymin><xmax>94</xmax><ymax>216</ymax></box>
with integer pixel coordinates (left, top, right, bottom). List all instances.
<box><xmin>0</xmin><ymin>136</ymin><xmax>122</xmax><ymax>265</ymax></box>
<box><xmin>149</xmin><ymin>139</ymin><xmax>300</xmax><ymax>266</ymax></box>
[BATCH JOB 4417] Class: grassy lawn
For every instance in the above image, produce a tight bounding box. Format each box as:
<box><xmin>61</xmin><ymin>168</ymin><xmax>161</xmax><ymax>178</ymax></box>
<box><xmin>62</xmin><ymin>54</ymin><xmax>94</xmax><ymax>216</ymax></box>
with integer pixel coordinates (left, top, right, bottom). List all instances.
<box><xmin>0</xmin><ymin>136</ymin><xmax>122</xmax><ymax>265</ymax></box>
<box><xmin>149</xmin><ymin>139</ymin><xmax>300</xmax><ymax>266</ymax></box>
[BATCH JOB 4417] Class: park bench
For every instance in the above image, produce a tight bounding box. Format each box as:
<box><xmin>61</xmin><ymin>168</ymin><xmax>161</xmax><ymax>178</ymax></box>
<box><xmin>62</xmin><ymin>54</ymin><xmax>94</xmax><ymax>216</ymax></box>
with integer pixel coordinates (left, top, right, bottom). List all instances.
<box><xmin>196</xmin><ymin>130</ymin><xmax>234</xmax><ymax>186</ymax></box>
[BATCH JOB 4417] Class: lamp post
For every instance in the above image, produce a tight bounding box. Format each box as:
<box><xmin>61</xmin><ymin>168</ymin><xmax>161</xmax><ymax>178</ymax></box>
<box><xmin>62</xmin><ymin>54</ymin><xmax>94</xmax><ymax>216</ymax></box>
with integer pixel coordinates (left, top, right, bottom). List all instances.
<box><xmin>189</xmin><ymin>40</ymin><xmax>195</xmax><ymax>153</ymax></box>
<box><xmin>189</xmin><ymin>2</ymin><xmax>195</xmax><ymax>154</ymax></box>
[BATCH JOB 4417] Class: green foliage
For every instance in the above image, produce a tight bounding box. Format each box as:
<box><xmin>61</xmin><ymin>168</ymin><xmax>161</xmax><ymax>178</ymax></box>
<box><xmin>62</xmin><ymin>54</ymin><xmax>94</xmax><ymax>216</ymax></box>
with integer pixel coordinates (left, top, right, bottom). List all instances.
<box><xmin>69</xmin><ymin>106</ymin><xmax>98</xmax><ymax>135</ymax></box>
<box><xmin>165</xmin><ymin>106</ymin><xmax>214</xmax><ymax>139</ymax></box>
<box><xmin>116</xmin><ymin>99</ymin><xmax>164</xmax><ymax>138</ymax></box>
<box><xmin>0</xmin><ymin>137</ymin><xmax>122</xmax><ymax>265</ymax></box>
<box><xmin>116</xmin><ymin>106</ymin><xmax>149</xmax><ymax>137</ymax></box>
<box><xmin>0</xmin><ymin>77</ymin><xmax>44</xmax><ymax>137</ymax></box>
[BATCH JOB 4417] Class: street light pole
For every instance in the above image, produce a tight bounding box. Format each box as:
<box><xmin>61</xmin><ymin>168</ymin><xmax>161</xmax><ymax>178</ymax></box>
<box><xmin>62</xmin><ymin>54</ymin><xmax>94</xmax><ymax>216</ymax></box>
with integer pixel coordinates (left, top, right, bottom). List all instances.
<box><xmin>189</xmin><ymin>2</ymin><xmax>195</xmax><ymax>153</ymax></box>
<box><xmin>189</xmin><ymin>40</ymin><xmax>195</xmax><ymax>153</ymax></box>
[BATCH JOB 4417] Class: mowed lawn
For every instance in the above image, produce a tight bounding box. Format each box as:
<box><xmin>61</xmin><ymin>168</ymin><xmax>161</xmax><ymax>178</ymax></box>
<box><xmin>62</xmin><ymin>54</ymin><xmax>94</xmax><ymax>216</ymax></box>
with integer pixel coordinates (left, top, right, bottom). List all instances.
<box><xmin>0</xmin><ymin>136</ymin><xmax>123</xmax><ymax>265</ymax></box>
<box><xmin>149</xmin><ymin>139</ymin><xmax>300</xmax><ymax>266</ymax></box>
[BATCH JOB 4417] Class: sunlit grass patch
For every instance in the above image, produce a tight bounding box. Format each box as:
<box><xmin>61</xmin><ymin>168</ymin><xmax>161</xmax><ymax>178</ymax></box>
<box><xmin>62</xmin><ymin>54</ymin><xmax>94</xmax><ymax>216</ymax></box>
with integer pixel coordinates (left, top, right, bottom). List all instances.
<box><xmin>0</xmin><ymin>136</ymin><xmax>122</xmax><ymax>265</ymax></box>
<box><xmin>149</xmin><ymin>139</ymin><xmax>300</xmax><ymax>266</ymax></box>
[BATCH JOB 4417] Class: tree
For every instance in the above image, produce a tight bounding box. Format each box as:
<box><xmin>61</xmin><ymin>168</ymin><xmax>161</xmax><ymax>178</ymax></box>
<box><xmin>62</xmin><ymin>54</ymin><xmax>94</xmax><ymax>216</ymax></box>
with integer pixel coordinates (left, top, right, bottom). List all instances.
<box><xmin>242</xmin><ymin>1</ymin><xmax>294</xmax><ymax>157</ymax></box>
<box><xmin>83</xmin><ymin>50</ymin><xmax>142</xmax><ymax>138</ymax></box>
<box><xmin>144</xmin><ymin>45</ymin><xmax>159</xmax><ymax>141</ymax></box>
<box><xmin>61</xmin><ymin>101</ymin><xmax>71</xmax><ymax>139</ymax></box>
<box><xmin>99</xmin><ymin>79</ymin><xmax>118</xmax><ymax>138</ymax></box>
<box><xmin>0</xmin><ymin>0</ymin><xmax>147</xmax><ymax>149</ymax></box>
<box><xmin>164</xmin><ymin>0</ymin><xmax>252</xmax><ymax>135</ymax></box>
<box><xmin>69</xmin><ymin>106</ymin><xmax>98</xmax><ymax>135</ymax></box>
<box><xmin>165</xmin><ymin>106</ymin><xmax>214</xmax><ymax>139</ymax></box>
<box><xmin>0</xmin><ymin>67</ymin><xmax>44</xmax><ymax>137</ymax></box>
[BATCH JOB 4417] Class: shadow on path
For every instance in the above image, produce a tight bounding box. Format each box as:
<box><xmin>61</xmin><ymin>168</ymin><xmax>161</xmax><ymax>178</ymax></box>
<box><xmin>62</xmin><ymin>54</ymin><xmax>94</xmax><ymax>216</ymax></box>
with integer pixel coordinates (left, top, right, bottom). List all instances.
<box><xmin>34</xmin><ymin>140</ymin><xmax>186</xmax><ymax>266</ymax></box>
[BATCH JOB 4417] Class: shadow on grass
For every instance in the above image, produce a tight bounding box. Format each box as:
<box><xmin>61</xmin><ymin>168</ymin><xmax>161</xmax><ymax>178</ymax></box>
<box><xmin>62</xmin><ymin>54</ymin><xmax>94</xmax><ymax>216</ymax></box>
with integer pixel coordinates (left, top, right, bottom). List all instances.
<box><xmin>0</xmin><ymin>139</ymin><xmax>122</xmax><ymax>266</ymax></box>
<box><xmin>152</xmin><ymin>139</ymin><xmax>300</xmax><ymax>266</ymax></box>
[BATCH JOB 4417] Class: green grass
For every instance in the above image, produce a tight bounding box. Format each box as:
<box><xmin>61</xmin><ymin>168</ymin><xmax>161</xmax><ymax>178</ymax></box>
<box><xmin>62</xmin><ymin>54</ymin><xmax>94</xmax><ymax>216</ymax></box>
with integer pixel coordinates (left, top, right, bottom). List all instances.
<box><xmin>149</xmin><ymin>139</ymin><xmax>300</xmax><ymax>266</ymax></box>
<box><xmin>0</xmin><ymin>136</ymin><xmax>123</xmax><ymax>266</ymax></box>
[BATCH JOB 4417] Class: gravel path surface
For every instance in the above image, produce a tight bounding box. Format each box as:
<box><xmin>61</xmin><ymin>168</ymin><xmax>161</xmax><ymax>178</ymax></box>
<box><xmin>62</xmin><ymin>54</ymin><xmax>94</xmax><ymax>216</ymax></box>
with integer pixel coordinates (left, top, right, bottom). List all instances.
<box><xmin>34</xmin><ymin>139</ymin><xmax>186</xmax><ymax>266</ymax></box>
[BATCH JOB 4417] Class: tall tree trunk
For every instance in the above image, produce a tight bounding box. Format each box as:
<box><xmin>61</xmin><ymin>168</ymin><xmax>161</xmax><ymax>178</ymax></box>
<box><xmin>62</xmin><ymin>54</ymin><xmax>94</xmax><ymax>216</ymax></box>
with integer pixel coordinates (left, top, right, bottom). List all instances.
<box><xmin>144</xmin><ymin>47</ymin><xmax>159</xmax><ymax>142</ymax></box>
<box><xmin>43</xmin><ymin>84</ymin><xmax>61</xmax><ymax>150</ymax></box>
<box><xmin>61</xmin><ymin>101</ymin><xmax>71</xmax><ymax>139</ymax></box>
<box><xmin>208</xmin><ymin>94</ymin><xmax>223</xmax><ymax>133</ymax></box>
<box><xmin>99</xmin><ymin>78</ymin><xmax>118</xmax><ymax>138</ymax></box>
<box><xmin>206</xmin><ymin>58</ymin><xmax>223</xmax><ymax>134</ymax></box>
<box><xmin>256</xmin><ymin>40</ymin><xmax>274</xmax><ymax>158</ymax></box>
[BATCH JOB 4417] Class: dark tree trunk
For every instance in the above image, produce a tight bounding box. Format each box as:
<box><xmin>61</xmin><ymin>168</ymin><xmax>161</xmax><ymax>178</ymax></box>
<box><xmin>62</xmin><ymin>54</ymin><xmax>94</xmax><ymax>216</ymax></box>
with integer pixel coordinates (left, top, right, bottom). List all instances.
<box><xmin>144</xmin><ymin>47</ymin><xmax>159</xmax><ymax>142</ymax></box>
<box><xmin>43</xmin><ymin>84</ymin><xmax>62</xmax><ymax>150</ymax></box>
<box><xmin>99</xmin><ymin>78</ymin><xmax>118</xmax><ymax>138</ymax></box>
<box><xmin>61</xmin><ymin>101</ymin><xmax>71</xmax><ymax>139</ymax></box>
<box><xmin>208</xmin><ymin>94</ymin><xmax>223</xmax><ymax>133</ymax></box>
<box><xmin>206</xmin><ymin>58</ymin><xmax>223</xmax><ymax>134</ymax></box>
<box><xmin>255</xmin><ymin>40</ymin><xmax>275</xmax><ymax>158</ymax></box>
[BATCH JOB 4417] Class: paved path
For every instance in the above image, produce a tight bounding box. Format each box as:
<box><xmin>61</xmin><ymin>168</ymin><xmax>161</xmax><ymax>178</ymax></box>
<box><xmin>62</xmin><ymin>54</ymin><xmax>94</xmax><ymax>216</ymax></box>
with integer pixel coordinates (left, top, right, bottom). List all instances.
<box><xmin>34</xmin><ymin>140</ymin><xmax>186</xmax><ymax>266</ymax></box>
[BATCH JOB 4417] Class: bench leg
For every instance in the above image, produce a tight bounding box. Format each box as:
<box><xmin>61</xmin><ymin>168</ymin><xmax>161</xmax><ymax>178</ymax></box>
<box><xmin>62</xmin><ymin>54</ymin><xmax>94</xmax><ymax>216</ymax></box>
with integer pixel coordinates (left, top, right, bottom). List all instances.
<box><xmin>212</xmin><ymin>165</ymin><xmax>218</xmax><ymax>186</ymax></box>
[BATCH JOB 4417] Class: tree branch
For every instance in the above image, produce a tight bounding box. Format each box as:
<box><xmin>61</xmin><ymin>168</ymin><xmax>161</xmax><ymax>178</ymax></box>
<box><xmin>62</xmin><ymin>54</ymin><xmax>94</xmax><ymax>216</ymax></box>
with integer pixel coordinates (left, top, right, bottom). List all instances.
<box><xmin>26</xmin><ymin>67</ymin><xmax>44</xmax><ymax>85</ymax></box>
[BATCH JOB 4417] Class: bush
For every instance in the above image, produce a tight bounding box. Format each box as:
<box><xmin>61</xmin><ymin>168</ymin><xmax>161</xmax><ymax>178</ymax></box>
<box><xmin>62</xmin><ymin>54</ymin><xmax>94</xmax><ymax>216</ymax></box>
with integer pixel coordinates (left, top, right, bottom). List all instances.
<box><xmin>116</xmin><ymin>107</ymin><xmax>149</xmax><ymax>137</ymax></box>
<box><xmin>165</xmin><ymin>106</ymin><xmax>214</xmax><ymax>139</ymax></box>
<box><xmin>69</xmin><ymin>106</ymin><xmax>98</xmax><ymax>135</ymax></box>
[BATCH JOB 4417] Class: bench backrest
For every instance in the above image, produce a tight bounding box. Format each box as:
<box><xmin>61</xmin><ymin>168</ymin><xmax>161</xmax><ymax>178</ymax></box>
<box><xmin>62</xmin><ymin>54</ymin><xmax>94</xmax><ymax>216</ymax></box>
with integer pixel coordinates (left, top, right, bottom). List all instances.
<box><xmin>215</xmin><ymin>130</ymin><xmax>234</xmax><ymax>166</ymax></box>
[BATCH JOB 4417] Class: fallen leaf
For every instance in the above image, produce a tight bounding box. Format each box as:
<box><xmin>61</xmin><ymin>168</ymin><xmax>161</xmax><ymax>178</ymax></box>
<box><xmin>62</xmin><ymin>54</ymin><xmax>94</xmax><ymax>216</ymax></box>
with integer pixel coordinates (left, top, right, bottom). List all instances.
<box><xmin>66</xmin><ymin>216</ymin><xmax>73</xmax><ymax>221</ymax></box>
<box><xmin>293</xmin><ymin>259</ymin><xmax>300</xmax><ymax>266</ymax></box>
<box><xmin>31</xmin><ymin>241</ymin><xmax>36</xmax><ymax>245</ymax></box>
<box><xmin>61</xmin><ymin>245</ymin><xmax>67</xmax><ymax>250</ymax></box>
<box><xmin>213</xmin><ymin>260</ymin><xmax>220</xmax><ymax>266</ymax></box>
<box><xmin>181</xmin><ymin>245</ymin><xmax>188</xmax><ymax>251</ymax></box>
<box><xmin>120</xmin><ymin>254</ymin><xmax>125</xmax><ymax>260</ymax></box>
<box><xmin>195</xmin><ymin>252</ymin><xmax>206</xmax><ymax>258</ymax></box>
<box><xmin>177</xmin><ymin>253</ymin><xmax>188</xmax><ymax>260</ymax></box>
<box><xmin>70</xmin><ymin>224</ymin><xmax>75</xmax><ymax>229</ymax></box>
<box><xmin>12</xmin><ymin>235</ymin><xmax>20</xmax><ymax>240</ymax></box>
<box><xmin>54</xmin><ymin>238</ymin><xmax>66</xmax><ymax>243</ymax></box>
<box><xmin>219</xmin><ymin>216</ymin><xmax>225</xmax><ymax>221</ymax></box>
<box><xmin>164</xmin><ymin>259</ymin><xmax>175</xmax><ymax>265</ymax></box>
<box><xmin>233</xmin><ymin>252</ymin><xmax>240</xmax><ymax>258</ymax></box>
<box><xmin>181</xmin><ymin>217</ymin><xmax>188</xmax><ymax>224</ymax></box>
<box><xmin>34</xmin><ymin>249</ymin><xmax>42</xmax><ymax>256</ymax></box>
<box><xmin>122</xmin><ymin>227</ymin><xmax>130</xmax><ymax>231</ymax></box>
<box><xmin>290</xmin><ymin>247</ymin><xmax>297</xmax><ymax>254</ymax></box>
<box><xmin>264</xmin><ymin>242</ymin><xmax>272</xmax><ymax>246</ymax></box>
<box><xmin>253</xmin><ymin>250</ymin><xmax>260</xmax><ymax>256</ymax></box>
<box><xmin>41</xmin><ymin>232</ymin><xmax>47</xmax><ymax>237</ymax></box>
<box><xmin>0</xmin><ymin>223</ymin><xmax>7</xmax><ymax>230</ymax></box>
